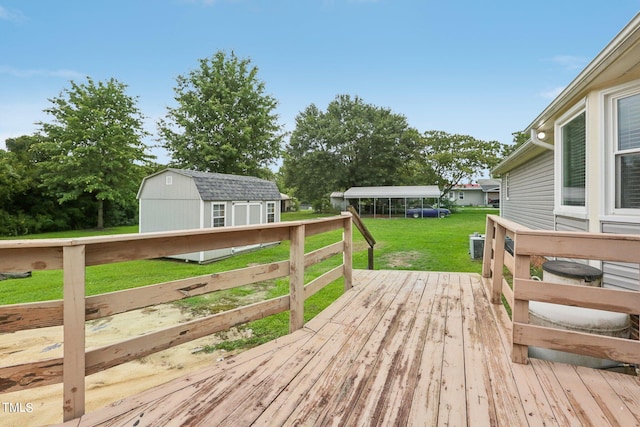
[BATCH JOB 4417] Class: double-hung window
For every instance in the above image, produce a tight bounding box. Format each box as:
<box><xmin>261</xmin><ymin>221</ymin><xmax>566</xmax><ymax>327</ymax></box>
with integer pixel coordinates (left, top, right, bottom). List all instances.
<box><xmin>212</xmin><ymin>203</ymin><xmax>225</xmax><ymax>227</ymax></box>
<box><xmin>604</xmin><ymin>83</ymin><xmax>640</xmax><ymax>214</ymax></box>
<box><xmin>266</xmin><ymin>202</ymin><xmax>276</xmax><ymax>223</ymax></box>
<box><xmin>557</xmin><ymin>107</ymin><xmax>586</xmax><ymax>208</ymax></box>
<box><xmin>615</xmin><ymin>93</ymin><xmax>640</xmax><ymax>209</ymax></box>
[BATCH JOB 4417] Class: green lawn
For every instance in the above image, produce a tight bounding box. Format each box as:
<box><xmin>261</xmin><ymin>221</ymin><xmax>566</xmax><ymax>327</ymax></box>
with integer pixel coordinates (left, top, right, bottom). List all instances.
<box><xmin>358</xmin><ymin>208</ymin><xmax>492</xmax><ymax>272</ymax></box>
<box><xmin>0</xmin><ymin>207</ymin><xmax>496</xmax><ymax>351</ymax></box>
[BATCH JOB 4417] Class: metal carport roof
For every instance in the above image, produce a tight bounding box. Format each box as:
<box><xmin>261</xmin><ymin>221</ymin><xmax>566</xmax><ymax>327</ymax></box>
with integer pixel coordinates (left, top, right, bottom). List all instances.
<box><xmin>343</xmin><ymin>186</ymin><xmax>441</xmax><ymax>199</ymax></box>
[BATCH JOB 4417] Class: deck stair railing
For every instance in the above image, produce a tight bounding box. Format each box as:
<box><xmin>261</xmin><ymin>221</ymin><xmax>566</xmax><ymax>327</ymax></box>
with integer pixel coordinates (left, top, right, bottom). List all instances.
<box><xmin>0</xmin><ymin>214</ymin><xmax>353</xmax><ymax>422</ymax></box>
<box><xmin>347</xmin><ymin>205</ymin><xmax>376</xmax><ymax>270</ymax></box>
<box><xmin>482</xmin><ymin>214</ymin><xmax>640</xmax><ymax>366</ymax></box>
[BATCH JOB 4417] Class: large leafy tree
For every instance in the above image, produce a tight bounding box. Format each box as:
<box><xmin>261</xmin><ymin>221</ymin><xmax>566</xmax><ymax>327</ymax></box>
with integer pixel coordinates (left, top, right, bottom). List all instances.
<box><xmin>35</xmin><ymin>77</ymin><xmax>153</xmax><ymax>229</ymax></box>
<box><xmin>501</xmin><ymin>130</ymin><xmax>529</xmax><ymax>157</ymax></box>
<box><xmin>158</xmin><ymin>51</ymin><xmax>283</xmax><ymax>176</ymax></box>
<box><xmin>420</xmin><ymin>130</ymin><xmax>504</xmax><ymax>198</ymax></box>
<box><xmin>283</xmin><ymin>95</ymin><xmax>420</xmax><ymax>204</ymax></box>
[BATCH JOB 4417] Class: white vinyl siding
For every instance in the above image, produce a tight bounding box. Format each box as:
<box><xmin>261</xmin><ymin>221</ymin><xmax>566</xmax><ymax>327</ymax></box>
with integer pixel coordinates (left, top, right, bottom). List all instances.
<box><xmin>601</xmin><ymin>222</ymin><xmax>640</xmax><ymax>291</ymax></box>
<box><xmin>555</xmin><ymin>215</ymin><xmax>588</xmax><ymax>232</ymax></box>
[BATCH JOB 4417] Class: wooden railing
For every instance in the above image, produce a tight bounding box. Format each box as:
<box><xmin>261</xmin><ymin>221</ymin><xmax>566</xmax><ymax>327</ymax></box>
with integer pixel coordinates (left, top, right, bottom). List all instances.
<box><xmin>347</xmin><ymin>205</ymin><xmax>376</xmax><ymax>269</ymax></box>
<box><xmin>0</xmin><ymin>214</ymin><xmax>353</xmax><ymax>422</ymax></box>
<box><xmin>482</xmin><ymin>214</ymin><xmax>640</xmax><ymax>366</ymax></box>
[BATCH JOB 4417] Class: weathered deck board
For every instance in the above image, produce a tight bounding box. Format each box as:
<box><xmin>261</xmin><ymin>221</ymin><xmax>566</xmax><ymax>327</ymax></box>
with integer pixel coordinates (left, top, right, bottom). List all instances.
<box><xmin>58</xmin><ymin>270</ymin><xmax>640</xmax><ymax>427</ymax></box>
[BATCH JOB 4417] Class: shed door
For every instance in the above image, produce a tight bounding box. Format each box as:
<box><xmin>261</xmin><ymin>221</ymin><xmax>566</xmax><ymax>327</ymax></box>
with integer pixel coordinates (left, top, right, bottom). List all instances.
<box><xmin>232</xmin><ymin>202</ymin><xmax>262</xmax><ymax>226</ymax></box>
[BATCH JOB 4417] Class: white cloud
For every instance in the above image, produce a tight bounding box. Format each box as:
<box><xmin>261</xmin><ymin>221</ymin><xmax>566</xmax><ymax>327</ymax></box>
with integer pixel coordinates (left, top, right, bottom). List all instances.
<box><xmin>539</xmin><ymin>86</ymin><xmax>565</xmax><ymax>100</ymax></box>
<box><xmin>0</xmin><ymin>5</ymin><xmax>26</xmax><ymax>22</ymax></box>
<box><xmin>0</xmin><ymin>65</ymin><xmax>84</xmax><ymax>80</ymax></box>
<box><xmin>548</xmin><ymin>55</ymin><xmax>588</xmax><ymax>71</ymax></box>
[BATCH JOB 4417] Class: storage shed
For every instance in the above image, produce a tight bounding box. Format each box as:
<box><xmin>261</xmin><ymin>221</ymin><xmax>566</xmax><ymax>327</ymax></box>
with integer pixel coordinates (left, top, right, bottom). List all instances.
<box><xmin>137</xmin><ymin>168</ymin><xmax>281</xmax><ymax>263</ymax></box>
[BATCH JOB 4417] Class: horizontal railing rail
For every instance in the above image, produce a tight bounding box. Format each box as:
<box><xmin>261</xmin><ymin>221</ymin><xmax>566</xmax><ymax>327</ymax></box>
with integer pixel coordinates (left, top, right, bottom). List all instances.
<box><xmin>483</xmin><ymin>214</ymin><xmax>640</xmax><ymax>365</ymax></box>
<box><xmin>0</xmin><ymin>214</ymin><xmax>353</xmax><ymax>422</ymax></box>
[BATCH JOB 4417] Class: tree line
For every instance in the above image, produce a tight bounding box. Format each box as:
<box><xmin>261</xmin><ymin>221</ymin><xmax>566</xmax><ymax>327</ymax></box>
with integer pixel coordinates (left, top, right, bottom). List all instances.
<box><xmin>1</xmin><ymin>50</ymin><xmax>508</xmax><ymax>236</ymax></box>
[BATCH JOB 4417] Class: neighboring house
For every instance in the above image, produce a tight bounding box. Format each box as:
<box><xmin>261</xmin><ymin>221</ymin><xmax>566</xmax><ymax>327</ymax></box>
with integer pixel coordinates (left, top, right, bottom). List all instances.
<box><xmin>492</xmin><ymin>13</ymin><xmax>640</xmax><ymax>292</ymax></box>
<box><xmin>448</xmin><ymin>179</ymin><xmax>500</xmax><ymax>207</ymax></box>
<box><xmin>137</xmin><ymin>168</ymin><xmax>281</xmax><ymax>263</ymax></box>
<box><xmin>342</xmin><ymin>185</ymin><xmax>442</xmax><ymax>217</ymax></box>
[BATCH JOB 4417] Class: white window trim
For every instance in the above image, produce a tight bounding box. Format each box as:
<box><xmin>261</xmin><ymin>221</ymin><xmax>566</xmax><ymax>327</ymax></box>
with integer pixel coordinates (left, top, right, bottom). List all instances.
<box><xmin>211</xmin><ymin>202</ymin><xmax>226</xmax><ymax>227</ymax></box>
<box><xmin>602</xmin><ymin>80</ymin><xmax>640</xmax><ymax>217</ymax></box>
<box><xmin>554</xmin><ymin>99</ymin><xmax>587</xmax><ymax>217</ymax></box>
<box><xmin>266</xmin><ymin>201</ymin><xmax>276</xmax><ymax>223</ymax></box>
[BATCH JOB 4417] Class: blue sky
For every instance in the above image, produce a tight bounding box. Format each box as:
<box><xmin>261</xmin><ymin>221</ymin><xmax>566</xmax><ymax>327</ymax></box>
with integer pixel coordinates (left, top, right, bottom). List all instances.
<box><xmin>1</xmin><ymin>1</ymin><xmax>639</xmax><ymax>166</ymax></box>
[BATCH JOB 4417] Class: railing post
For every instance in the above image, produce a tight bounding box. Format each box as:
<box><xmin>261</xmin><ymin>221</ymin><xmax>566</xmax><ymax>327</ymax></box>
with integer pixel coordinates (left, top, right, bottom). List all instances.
<box><xmin>342</xmin><ymin>213</ymin><xmax>353</xmax><ymax>290</ymax></box>
<box><xmin>482</xmin><ymin>216</ymin><xmax>495</xmax><ymax>278</ymax></box>
<box><xmin>63</xmin><ymin>244</ymin><xmax>86</xmax><ymax>421</ymax></box>
<box><xmin>512</xmin><ymin>252</ymin><xmax>530</xmax><ymax>364</ymax></box>
<box><xmin>289</xmin><ymin>224</ymin><xmax>305</xmax><ymax>333</ymax></box>
<box><xmin>490</xmin><ymin>223</ymin><xmax>506</xmax><ymax>305</ymax></box>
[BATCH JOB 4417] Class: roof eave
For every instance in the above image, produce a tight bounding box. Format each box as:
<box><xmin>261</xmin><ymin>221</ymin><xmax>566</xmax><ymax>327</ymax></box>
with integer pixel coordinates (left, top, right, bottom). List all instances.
<box><xmin>492</xmin><ymin>140</ymin><xmax>547</xmax><ymax>175</ymax></box>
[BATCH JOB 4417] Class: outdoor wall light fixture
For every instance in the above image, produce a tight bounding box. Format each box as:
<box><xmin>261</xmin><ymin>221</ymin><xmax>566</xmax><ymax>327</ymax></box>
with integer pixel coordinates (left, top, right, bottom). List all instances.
<box><xmin>530</xmin><ymin>128</ymin><xmax>554</xmax><ymax>151</ymax></box>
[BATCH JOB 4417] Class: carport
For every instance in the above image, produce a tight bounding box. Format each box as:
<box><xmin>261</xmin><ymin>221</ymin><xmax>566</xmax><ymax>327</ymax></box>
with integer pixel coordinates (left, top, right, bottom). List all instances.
<box><xmin>343</xmin><ymin>186</ymin><xmax>442</xmax><ymax>218</ymax></box>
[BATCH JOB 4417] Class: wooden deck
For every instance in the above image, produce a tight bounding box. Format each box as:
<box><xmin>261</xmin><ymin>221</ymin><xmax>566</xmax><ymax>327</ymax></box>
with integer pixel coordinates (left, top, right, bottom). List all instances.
<box><xmin>59</xmin><ymin>269</ymin><xmax>640</xmax><ymax>426</ymax></box>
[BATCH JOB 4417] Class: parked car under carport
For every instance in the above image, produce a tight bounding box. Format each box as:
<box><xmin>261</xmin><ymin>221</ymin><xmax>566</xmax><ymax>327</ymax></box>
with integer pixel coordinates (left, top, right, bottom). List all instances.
<box><xmin>406</xmin><ymin>206</ymin><xmax>450</xmax><ymax>218</ymax></box>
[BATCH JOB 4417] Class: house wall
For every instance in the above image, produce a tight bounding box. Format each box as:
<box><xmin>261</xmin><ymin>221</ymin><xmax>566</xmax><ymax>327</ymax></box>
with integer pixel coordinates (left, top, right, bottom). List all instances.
<box><xmin>559</xmin><ymin>88</ymin><xmax>639</xmax><ymax>291</ymax></box>
<box><xmin>453</xmin><ymin>190</ymin><xmax>485</xmax><ymax>206</ymax></box>
<box><xmin>601</xmin><ymin>222</ymin><xmax>640</xmax><ymax>291</ymax></box>
<box><xmin>555</xmin><ymin>215</ymin><xmax>589</xmax><ymax>232</ymax></box>
<box><xmin>501</xmin><ymin>150</ymin><xmax>555</xmax><ymax>230</ymax></box>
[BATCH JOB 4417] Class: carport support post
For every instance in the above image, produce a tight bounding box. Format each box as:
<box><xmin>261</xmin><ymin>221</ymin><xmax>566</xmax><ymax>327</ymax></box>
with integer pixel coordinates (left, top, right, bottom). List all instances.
<box><xmin>289</xmin><ymin>223</ymin><xmax>305</xmax><ymax>333</ymax></box>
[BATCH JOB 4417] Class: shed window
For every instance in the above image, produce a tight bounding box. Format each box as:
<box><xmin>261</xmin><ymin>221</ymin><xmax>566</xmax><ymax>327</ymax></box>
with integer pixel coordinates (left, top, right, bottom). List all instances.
<box><xmin>212</xmin><ymin>203</ymin><xmax>225</xmax><ymax>227</ymax></box>
<box><xmin>267</xmin><ymin>202</ymin><xmax>276</xmax><ymax>223</ymax></box>
<box><xmin>616</xmin><ymin>93</ymin><xmax>640</xmax><ymax>208</ymax></box>
<box><xmin>166</xmin><ymin>176</ymin><xmax>172</xmax><ymax>185</ymax></box>
<box><xmin>561</xmin><ymin>111</ymin><xmax>586</xmax><ymax>206</ymax></box>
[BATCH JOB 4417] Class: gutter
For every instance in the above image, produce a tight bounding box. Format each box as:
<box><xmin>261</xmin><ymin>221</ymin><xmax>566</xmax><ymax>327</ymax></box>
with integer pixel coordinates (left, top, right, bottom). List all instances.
<box><xmin>529</xmin><ymin>129</ymin><xmax>554</xmax><ymax>151</ymax></box>
<box><xmin>492</xmin><ymin>137</ymin><xmax>548</xmax><ymax>176</ymax></box>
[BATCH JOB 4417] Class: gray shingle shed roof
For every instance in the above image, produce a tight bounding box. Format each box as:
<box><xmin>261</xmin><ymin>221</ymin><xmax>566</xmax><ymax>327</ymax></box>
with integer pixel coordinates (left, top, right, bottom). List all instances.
<box><xmin>171</xmin><ymin>168</ymin><xmax>281</xmax><ymax>201</ymax></box>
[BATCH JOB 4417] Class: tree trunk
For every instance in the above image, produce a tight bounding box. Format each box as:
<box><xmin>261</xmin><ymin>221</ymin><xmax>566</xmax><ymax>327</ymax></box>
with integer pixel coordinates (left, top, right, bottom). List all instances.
<box><xmin>97</xmin><ymin>199</ymin><xmax>104</xmax><ymax>230</ymax></box>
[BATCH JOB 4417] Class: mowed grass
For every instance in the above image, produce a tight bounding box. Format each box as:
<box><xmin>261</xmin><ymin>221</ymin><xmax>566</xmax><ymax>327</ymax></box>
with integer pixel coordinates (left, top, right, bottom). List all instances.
<box><xmin>362</xmin><ymin>208</ymin><xmax>492</xmax><ymax>272</ymax></box>
<box><xmin>0</xmin><ymin>208</ymin><xmax>496</xmax><ymax>350</ymax></box>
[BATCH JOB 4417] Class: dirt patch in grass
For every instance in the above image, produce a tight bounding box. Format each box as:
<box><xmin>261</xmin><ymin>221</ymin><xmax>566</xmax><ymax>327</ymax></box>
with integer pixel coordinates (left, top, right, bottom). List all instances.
<box><xmin>2</xmin><ymin>288</ymin><xmax>268</xmax><ymax>426</ymax></box>
<box><xmin>381</xmin><ymin>250</ymin><xmax>422</xmax><ymax>268</ymax></box>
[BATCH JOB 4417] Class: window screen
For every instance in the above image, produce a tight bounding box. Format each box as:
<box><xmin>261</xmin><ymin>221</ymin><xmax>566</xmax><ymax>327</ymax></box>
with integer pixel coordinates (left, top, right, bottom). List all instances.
<box><xmin>617</xmin><ymin>94</ymin><xmax>640</xmax><ymax>208</ymax></box>
<box><xmin>562</xmin><ymin>112</ymin><xmax>586</xmax><ymax>206</ymax></box>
